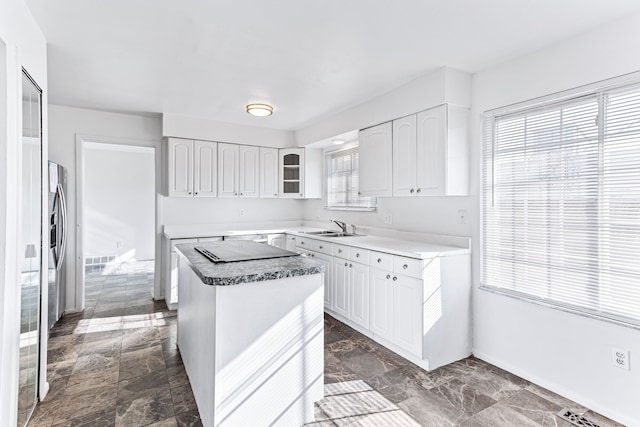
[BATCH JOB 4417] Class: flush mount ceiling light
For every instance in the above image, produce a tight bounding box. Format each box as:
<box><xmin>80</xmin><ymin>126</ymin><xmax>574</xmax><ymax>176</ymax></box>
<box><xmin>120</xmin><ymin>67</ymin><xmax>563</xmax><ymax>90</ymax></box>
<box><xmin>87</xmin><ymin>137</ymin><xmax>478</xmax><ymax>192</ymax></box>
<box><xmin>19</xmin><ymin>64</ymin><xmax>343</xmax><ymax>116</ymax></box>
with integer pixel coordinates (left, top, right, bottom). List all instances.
<box><xmin>332</xmin><ymin>138</ymin><xmax>345</xmax><ymax>145</ymax></box>
<box><xmin>246</xmin><ymin>103</ymin><xmax>273</xmax><ymax>117</ymax></box>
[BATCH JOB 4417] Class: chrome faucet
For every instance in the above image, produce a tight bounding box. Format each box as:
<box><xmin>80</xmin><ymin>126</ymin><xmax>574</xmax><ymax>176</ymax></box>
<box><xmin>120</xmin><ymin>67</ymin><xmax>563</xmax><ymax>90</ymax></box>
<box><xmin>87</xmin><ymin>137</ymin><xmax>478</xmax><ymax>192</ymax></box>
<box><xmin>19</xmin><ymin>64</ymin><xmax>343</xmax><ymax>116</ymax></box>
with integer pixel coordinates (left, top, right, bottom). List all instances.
<box><xmin>331</xmin><ymin>219</ymin><xmax>347</xmax><ymax>233</ymax></box>
<box><xmin>350</xmin><ymin>224</ymin><xmax>357</xmax><ymax>235</ymax></box>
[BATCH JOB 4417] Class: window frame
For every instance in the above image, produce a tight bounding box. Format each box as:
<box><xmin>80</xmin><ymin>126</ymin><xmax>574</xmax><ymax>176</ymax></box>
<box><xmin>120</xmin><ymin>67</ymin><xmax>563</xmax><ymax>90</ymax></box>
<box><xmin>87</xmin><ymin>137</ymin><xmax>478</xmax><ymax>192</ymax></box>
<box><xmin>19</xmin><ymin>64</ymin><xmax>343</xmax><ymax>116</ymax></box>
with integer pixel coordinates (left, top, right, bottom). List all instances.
<box><xmin>324</xmin><ymin>143</ymin><xmax>376</xmax><ymax>212</ymax></box>
<box><xmin>481</xmin><ymin>74</ymin><xmax>640</xmax><ymax>330</ymax></box>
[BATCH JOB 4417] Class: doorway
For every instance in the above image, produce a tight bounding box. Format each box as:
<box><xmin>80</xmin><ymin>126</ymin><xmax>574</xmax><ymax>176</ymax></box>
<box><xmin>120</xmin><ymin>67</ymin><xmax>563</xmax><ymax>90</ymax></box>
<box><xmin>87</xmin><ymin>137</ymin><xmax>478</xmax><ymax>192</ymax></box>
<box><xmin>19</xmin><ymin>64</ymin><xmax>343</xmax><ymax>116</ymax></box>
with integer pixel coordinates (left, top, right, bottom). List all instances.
<box><xmin>76</xmin><ymin>137</ymin><xmax>160</xmax><ymax>311</ymax></box>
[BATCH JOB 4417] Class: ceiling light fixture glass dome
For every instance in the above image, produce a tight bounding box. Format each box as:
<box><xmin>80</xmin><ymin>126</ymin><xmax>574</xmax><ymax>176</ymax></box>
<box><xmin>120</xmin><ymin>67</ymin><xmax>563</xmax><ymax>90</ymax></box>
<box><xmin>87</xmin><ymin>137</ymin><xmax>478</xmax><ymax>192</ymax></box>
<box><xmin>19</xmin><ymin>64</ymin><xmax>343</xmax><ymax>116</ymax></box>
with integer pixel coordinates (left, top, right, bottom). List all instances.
<box><xmin>246</xmin><ymin>103</ymin><xmax>273</xmax><ymax>117</ymax></box>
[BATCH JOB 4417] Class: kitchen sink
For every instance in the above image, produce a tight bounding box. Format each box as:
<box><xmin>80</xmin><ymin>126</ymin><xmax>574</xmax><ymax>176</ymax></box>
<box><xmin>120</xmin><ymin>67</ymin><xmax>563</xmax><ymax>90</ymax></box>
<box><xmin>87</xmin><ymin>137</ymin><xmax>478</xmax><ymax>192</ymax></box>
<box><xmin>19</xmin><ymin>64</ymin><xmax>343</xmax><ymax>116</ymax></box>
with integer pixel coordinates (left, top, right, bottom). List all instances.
<box><xmin>302</xmin><ymin>230</ymin><xmax>365</xmax><ymax>238</ymax></box>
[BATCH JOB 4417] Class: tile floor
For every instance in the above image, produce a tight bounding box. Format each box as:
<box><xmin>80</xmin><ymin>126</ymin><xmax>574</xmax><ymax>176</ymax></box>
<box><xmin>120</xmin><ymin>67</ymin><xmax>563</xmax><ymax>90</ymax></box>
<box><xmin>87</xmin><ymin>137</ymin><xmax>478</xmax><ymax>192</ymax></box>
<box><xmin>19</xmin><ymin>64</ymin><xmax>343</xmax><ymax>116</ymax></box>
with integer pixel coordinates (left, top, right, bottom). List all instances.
<box><xmin>28</xmin><ymin>262</ymin><xmax>624</xmax><ymax>427</ymax></box>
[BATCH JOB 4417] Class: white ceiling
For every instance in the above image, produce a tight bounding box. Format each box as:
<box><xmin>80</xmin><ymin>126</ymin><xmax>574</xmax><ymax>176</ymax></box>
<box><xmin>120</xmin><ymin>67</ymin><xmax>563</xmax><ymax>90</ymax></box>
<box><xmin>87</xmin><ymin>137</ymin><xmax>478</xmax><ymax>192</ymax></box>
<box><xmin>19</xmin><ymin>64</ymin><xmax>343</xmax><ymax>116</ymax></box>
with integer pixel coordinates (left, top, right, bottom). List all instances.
<box><xmin>25</xmin><ymin>0</ymin><xmax>640</xmax><ymax>131</ymax></box>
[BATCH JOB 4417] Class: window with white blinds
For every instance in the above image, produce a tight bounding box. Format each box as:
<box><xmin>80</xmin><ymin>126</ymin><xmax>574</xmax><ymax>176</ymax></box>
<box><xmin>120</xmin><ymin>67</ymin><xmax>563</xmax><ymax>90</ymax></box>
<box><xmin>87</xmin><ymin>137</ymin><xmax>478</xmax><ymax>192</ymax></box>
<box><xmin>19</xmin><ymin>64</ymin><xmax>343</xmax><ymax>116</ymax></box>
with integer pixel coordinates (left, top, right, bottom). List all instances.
<box><xmin>482</xmin><ymin>81</ymin><xmax>640</xmax><ymax>328</ymax></box>
<box><xmin>326</xmin><ymin>146</ymin><xmax>376</xmax><ymax>210</ymax></box>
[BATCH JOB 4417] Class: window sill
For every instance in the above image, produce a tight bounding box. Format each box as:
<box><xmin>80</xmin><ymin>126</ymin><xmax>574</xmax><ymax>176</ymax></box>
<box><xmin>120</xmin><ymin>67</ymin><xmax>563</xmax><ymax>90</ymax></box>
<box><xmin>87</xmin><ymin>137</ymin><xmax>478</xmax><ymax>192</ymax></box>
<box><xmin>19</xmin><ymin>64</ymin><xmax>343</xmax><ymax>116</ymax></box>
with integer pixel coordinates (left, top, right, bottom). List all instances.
<box><xmin>324</xmin><ymin>206</ymin><xmax>376</xmax><ymax>212</ymax></box>
<box><xmin>479</xmin><ymin>284</ymin><xmax>640</xmax><ymax>331</ymax></box>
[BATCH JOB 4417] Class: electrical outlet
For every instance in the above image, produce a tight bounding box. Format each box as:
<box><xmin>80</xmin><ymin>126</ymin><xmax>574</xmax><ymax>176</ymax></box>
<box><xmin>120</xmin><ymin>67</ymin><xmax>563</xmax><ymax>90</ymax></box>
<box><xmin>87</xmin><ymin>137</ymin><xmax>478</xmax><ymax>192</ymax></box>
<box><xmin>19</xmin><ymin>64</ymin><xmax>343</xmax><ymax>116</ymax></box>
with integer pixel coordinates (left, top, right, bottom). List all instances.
<box><xmin>457</xmin><ymin>209</ymin><xmax>468</xmax><ymax>224</ymax></box>
<box><xmin>612</xmin><ymin>348</ymin><xmax>630</xmax><ymax>370</ymax></box>
<box><xmin>116</xmin><ymin>241</ymin><xmax>122</xmax><ymax>249</ymax></box>
<box><xmin>384</xmin><ymin>214</ymin><xmax>393</xmax><ymax>224</ymax></box>
<box><xmin>239</xmin><ymin>209</ymin><xmax>245</xmax><ymax>217</ymax></box>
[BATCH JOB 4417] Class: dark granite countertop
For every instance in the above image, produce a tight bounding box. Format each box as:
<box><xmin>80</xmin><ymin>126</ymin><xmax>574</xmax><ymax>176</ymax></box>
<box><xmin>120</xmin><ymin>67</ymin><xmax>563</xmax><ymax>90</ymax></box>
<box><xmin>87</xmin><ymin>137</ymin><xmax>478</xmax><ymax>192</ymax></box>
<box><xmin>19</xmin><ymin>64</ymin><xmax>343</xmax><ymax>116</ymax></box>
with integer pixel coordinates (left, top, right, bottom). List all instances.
<box><xmin>175</xmin><ymin>242</ymin><xmax>324</xmax><ymax>286</ymax></box>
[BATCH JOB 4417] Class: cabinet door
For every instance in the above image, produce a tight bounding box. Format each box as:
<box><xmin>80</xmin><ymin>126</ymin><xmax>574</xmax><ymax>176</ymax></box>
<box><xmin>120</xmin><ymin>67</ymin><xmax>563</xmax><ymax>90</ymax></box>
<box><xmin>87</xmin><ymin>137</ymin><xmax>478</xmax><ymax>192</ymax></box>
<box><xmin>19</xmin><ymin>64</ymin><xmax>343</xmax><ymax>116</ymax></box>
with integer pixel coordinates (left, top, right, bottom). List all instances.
<box><xmin>392</xmin><ymin>115</ymin><xmax>417</xmax><ymax>196</ymax></box>
<box><xmin>194</xmin><ymin>140</ymin><xmax>217</xmax><ymax>197</ymax></box>
<box><xmin>279</xmin><ymin>148</ymin><xmax>304</xmax><ymax>198</ymax></box>
<box><xmin>218</xmin><ymin>143</ymin><xmax>239</xmax><ymax>197</ymax></box>
<box><xmin>167</xmin><ymin>138</ymin><xmax>193</xmax><ymax>197</ymax></box>
<box><xmin>359</xmin><ymin>122</ymin><xmax>392</xmax><ymax>197</ymax></box>
<box><xmin>239</xmin><ymin>145</ymin><xmax>260</xmax><ymax>197</ymax></box>
<box><xmin>369</xmin><ymin>268</ymin><xmax>394</xmax><ymax>342</ymax></box>
<box><xmin>332</xmin><ymin>258</ymin><xmax>350</xmax><ymax>318</ymax></box>
<box><xmin>314</xmin><ymin>253</ymin><xmax>333</xmax><ymax>311</ymax></box>
<box><xmin>349</xmin><ymin>262</ymin><xmax>370</xmax><ymax>329</ymax></box>
<box><xmin>259</xmin><ymin>147</ymin><xmax>279</xmax><ymax>198</ymax></box>
<box><xmin>416</xmin><ymin>105</ymin><xmax>446</xmax><ymax>196</ymax></box>
<box><xmin>393</xmin><ymin>274</ymin><xmax>423</xmax><ymax>357</ymax></box>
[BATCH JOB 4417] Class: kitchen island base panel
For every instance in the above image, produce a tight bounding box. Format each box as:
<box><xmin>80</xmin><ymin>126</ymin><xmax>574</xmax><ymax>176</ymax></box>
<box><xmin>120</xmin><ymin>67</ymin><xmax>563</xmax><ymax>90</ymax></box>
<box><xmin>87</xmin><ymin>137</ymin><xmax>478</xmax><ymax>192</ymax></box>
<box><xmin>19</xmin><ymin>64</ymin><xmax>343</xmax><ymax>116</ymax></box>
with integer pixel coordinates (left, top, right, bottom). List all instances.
<box><xmin>177</xmin><ymin>265</ymin><xmax>324</xmax><ymax>427</ymax></box>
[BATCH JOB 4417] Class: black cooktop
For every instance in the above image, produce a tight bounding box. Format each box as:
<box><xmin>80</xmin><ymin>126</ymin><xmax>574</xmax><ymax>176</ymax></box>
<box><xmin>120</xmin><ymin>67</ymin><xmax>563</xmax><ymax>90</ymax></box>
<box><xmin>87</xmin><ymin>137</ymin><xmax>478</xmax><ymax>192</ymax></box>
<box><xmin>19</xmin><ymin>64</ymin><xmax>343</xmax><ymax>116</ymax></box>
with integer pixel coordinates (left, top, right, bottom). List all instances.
<box><xmin>194</xmin><ymin>241</ymin><xmax>299</xmax><ymax>263</ymax></box>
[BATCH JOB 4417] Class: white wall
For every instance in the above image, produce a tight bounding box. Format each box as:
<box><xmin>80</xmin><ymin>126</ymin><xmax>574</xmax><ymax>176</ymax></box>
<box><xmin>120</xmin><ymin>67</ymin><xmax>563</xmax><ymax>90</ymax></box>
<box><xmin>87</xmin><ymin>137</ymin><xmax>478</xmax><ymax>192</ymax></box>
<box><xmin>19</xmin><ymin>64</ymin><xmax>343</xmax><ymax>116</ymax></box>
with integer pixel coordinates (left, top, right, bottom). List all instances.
<box><xmin>295</xmin><ymin>67</ymin><xmax>472</xmax><ymax>146</ymax></box>
<box><xmin>0</xmin><ymin>0</ymin><xmax>48</xmax><ymax>422</ymax></box>
<box><xmin>162</xmin><ymin>197</ymin><xmax>303</xmax><ymax>226</ymax></box>
<box><xmin>84</xmin><ymin>143</ymin><xmax>155</xmax><ymax>261</ymax></box>
<box><xmin>295</xmin><ymin>67</ymin><xmax>474</xmax><ymax>238</ymax></box>
<box><xmin>48</xmin><ymin>105</ymin><xmax>163</xmax><ymax>312</ymax></box>
<box><xmin>163</xmin><ymin>113</ymin><xmax>296</xmax><ymax>147</ymax></box>
<box><xmin>470</xmin><ymin>12</ymin><xmax>640</xmax><ymax>426</ymax></box>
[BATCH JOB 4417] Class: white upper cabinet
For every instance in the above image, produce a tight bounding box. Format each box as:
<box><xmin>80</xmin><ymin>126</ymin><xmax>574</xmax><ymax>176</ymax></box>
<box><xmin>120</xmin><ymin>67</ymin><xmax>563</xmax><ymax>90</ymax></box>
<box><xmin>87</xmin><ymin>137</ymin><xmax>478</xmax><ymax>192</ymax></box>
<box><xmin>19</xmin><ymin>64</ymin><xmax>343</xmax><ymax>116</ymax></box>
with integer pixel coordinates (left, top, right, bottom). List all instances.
<box><xmin>218</xmin><ymin>143</ymin><xmax>260</xmax><ymax>198</ymax></box>
<box><xmin>259</xmin><ymin>147</ymin><xmax>279</xmax><ymax>198</ymax></box>
<box><xmin>359</xmin><ymin>122</ymin><xmax>393</xmax><ymax>197</ymax></box>
<box><xmin>392</xmin><ymin>115</ymin><xmax>418</xmax><ymax>196</ymax></box>
<box><xmin>165</xmin><ymin>137</ymin><xmax>217</xmax><ymax>197</ymax></box>
<box><xmin>279</xmin><ymin>148</ymin><xmax>322</xmax><ymax>199</ymax></box>
<box><xmin>218</xmin><ymin>143</ymin><xmax>239</xmax><ymax>197</ymax></box>
<box><xmin>193</xmin><ymin>140</ymin><xmax>217</xmax><ymax>197</ymax></box>
<box><xmin>416</xmin><ymin>106</ymin><xmax>446</xmax><ymax>195</ymax></box>
<box><xmin>392</xmin><ymin>104</ymin><xmax>469</xmax><ymax>196</ymax></box>
<box><xmin>239</xmin><ymin>145</ymin><xmax>259</xmax><ymax>197</ymax></box>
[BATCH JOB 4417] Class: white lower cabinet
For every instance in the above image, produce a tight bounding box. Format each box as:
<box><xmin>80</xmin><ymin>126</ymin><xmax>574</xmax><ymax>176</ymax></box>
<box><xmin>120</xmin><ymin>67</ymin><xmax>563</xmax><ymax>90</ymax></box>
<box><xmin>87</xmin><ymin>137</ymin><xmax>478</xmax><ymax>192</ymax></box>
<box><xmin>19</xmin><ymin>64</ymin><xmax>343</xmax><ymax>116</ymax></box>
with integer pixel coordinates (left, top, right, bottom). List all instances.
<box><xmin>369</xmin><ymin>268</ymin><xmax>394</xmax><ymax>342</ymax></box>
<box><xmin>332</xmin><ymin>258</ymin><xmax>350</xmax><ymax>318</ymax></box>
<box><xmin>369</xmin><ymin>267</ymin><xmax>422</xmax><ymax>357</ymax></box>
<box><xmin>331</xmin><ymin>255</ymin><xmax>369</xmax><ymax>329</ymax></box>
<box><xmin>392</xmin><ymin>274</ymin><xmax>423</xmax><ymax>357</ymax></box>
<box><xmin>314</xmin><ymin>253</ymin><xmax>333</xmax><ymax>310</ymax></box>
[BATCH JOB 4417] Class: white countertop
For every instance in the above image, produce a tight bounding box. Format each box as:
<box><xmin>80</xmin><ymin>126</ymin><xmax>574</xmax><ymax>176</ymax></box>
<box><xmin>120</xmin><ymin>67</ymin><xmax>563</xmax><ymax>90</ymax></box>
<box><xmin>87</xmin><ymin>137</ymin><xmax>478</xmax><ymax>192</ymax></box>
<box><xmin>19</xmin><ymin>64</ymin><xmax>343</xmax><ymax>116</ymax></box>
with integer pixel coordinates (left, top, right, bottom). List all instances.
<box><xmin>163</xmin><ymin>221</ymin><xmax>471</xmax><ymax>260</ymax></box>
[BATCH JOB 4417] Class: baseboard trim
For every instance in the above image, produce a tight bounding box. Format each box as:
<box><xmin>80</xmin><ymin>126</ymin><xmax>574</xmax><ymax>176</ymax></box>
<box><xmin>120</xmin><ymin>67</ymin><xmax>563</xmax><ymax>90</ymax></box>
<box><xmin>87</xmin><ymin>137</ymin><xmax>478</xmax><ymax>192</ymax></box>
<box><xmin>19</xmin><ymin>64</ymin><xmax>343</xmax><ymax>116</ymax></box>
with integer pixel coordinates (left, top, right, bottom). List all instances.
<box><xmin>472</xmin><ymin>349</ymin><xmax>634</xmax><ymax>427</ymax></box>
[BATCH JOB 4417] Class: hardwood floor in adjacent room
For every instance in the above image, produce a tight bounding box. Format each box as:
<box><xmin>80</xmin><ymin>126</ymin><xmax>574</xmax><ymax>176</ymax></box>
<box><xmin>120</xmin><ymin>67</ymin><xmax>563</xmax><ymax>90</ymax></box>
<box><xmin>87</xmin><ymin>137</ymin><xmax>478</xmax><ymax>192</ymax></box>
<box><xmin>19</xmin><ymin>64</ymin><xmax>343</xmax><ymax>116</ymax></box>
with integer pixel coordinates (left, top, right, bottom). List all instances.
<box><xmin>28</xmin><ymin>261</ymin><xmax>623</xmax><ymax>427</ymax></box>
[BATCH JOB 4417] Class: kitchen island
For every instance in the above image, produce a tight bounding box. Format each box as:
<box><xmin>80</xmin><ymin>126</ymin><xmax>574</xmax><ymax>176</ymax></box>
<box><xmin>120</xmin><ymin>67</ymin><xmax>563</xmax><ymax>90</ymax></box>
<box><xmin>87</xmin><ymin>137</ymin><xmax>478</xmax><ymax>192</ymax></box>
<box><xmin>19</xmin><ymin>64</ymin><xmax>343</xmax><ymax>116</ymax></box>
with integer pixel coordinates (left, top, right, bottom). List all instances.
<box><xmin>175</xmin><ymin>241</ymin><xmax>325</xmax><ymax>427</ymax></box>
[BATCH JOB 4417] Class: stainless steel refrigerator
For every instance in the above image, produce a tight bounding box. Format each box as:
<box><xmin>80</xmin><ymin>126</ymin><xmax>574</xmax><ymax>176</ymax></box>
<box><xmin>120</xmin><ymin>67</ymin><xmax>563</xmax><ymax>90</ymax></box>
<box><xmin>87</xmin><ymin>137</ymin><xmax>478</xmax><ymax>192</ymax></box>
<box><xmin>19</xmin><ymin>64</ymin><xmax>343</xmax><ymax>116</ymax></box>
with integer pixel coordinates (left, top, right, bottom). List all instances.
<box><xmin>48</xmin><ymin>161</ymin><xmax>67</xmax><ymax>330</ymax></box>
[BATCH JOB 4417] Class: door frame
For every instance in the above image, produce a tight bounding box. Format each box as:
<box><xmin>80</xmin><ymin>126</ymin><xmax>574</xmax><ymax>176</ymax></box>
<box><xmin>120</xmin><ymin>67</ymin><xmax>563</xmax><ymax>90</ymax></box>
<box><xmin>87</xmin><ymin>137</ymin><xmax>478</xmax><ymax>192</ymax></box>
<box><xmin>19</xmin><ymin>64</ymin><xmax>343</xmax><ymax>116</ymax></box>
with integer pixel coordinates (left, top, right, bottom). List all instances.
<box><xmin>75</xmin><ymin>134</ymin><xmax>161</xmax><ymax>310</ymax></box>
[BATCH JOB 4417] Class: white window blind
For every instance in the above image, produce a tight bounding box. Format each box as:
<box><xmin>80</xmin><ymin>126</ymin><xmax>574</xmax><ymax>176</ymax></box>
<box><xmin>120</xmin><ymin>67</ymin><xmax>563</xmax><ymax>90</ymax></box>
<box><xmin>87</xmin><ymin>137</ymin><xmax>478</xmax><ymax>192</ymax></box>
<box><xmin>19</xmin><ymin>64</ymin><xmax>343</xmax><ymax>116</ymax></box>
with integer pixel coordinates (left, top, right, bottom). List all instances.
<box><xmin>482</xmin><ymin>81</ymin><xmax>640</xmax><ymax>327</ymax></box>
<box><xmin>326</xmin><ymin>146</ymin><xmax>376</xmax><ymax>210</ymax></box>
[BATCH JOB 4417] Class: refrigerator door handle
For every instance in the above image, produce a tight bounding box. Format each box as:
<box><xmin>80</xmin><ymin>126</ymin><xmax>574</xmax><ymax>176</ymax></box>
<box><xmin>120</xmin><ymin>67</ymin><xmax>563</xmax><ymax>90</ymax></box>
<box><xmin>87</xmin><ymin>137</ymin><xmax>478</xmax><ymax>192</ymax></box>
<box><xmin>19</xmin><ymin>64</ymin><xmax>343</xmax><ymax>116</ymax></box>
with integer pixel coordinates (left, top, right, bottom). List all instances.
<box><xmin>57</xmin><ymin>183</ymin><xmax>68</xmax><ymax>271</ymax></box>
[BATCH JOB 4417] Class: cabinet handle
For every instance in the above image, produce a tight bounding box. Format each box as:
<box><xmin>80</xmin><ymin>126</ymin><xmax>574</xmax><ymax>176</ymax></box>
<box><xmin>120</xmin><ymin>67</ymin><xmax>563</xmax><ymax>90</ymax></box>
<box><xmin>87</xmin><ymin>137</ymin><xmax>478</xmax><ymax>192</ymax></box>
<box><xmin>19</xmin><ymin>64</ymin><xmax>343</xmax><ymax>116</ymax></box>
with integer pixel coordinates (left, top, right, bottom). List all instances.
<box><xmin>410</xmin><ymin>188</ymin><xmax>415</xmax><ymax>194</ymax></box>
<box><xmin>393</xmin><ymin>276</ymin><xmax>398</xmax><ymax>281</ymax></box>
<box><xmin>311</xmin><ymin>254</ymin><xmax>315</xmax><ymax>257</ymax></box>
<box><xmin>188</xmin><ymin>191</ymin><xmax>192</xmax><ymax>195</ymax></box>
<box><xmin>299</xmin><ymin>193</ymin><xmax>303</xmax><ymax>196</ymax></box>
<box><xmin>240</xmin><ymin>192</ymin><xmax>243</xmax><ymax>196</ymax></box>
<box><xmin>377</xmin><ymin>258</ymin><xmax>382</xmax><ymax>263</ymax></box>
<box><xmin>344</xmin><ymin>262</ymin><xmax>348</xmax><ymax>267</ymax></box>
<box><xmin>386</xmin><ymin>274</ymin><xmax>391</xmax><ymax>279</ymax></box>
<box><xmin>194</xmin><ymin>192</ymin><xmax>198</xmax><ymax>195</ymax></box>
<box><xmin>403</xmin><ymin>264</ymin><xmax>408</xmax><ymax>269</ymax></box>
<box><xmin>338</xmin><ymin>249</ymin><xmax>342</xmax><ymax>253</ymax></box>
<box><xmin>356</xmin><ymin>253</ymin><xmax>360</xmax><ymax>258</ymax></box>
<box><xmin>275</xmin><ymin>193</ymin><xmax>278</xmax><ymax>196</ymax></box>
<box><xmin>319</xmin><ymin>245</ymin><xmax>323</xmax><ymax>249</ymax></box>
<box><xmin>358</xmin><ymin>191</ymin><xmax>362</xmax><ymax>195</ymax></box>
<box><xmin>301</xmin><ymin>242</ymin><xmax>304</xmax><ymax>245</ymax></box>
<box><xmin>417</xmin><ymin>188</ymin><xmax>421</xmax><ymax>193</ymax></box>
<box><xmin>349</xmin><ymin>263</ymin><xmax>352</xmax><ymax>268</ymax></box>
<box><xmin>234</xmin><ymin>193</ymin><xmax>238</xmax><ymax>196</ymax></box>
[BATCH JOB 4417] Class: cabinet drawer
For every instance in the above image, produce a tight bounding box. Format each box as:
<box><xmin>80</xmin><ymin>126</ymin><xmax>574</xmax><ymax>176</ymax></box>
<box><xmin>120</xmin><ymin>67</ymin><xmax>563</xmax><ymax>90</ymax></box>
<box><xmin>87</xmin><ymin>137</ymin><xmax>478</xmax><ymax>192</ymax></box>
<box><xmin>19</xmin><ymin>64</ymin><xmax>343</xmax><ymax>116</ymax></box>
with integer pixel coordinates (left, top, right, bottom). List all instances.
<box><xmin>350</xmin><ymin>247</ymin><xmax>369</xmax><ymax>264</ymax></box>
<box><xmin>296</xmin><ymin>237</ymin><xmax>310</xmax><ymax>249</ymax></box>
<box><xmin>333</xmin><ymin>243</ymin><xmax>349</xmax><ymax>258</ymax></box>
<box><xmin>369</xmin><ymin>251</ymin><xmax>393</xmax><ymax>270</ymax></box>
<box><xmin>393</xmin><ymin>256</ymin><xmax>424</xmax><ymax>279</ymax></box>
<box><xmin>171</xmin><ymin>238</ymin><xmax>198</xmax><ymax>253</ymax></box>
<box><xmin>311</xmin><ymin>240</ymin><xmax>332</xmax><ymax>255</ymax></box>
